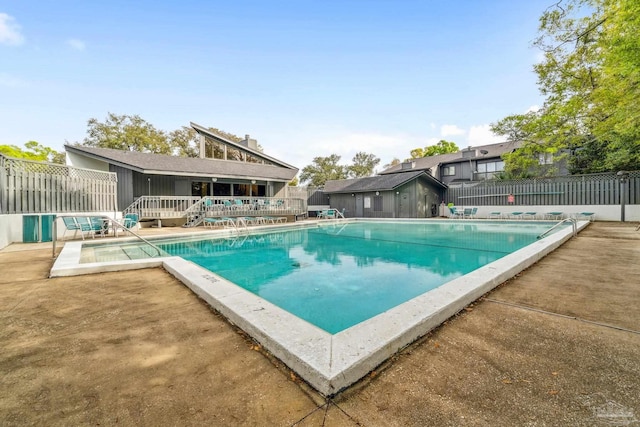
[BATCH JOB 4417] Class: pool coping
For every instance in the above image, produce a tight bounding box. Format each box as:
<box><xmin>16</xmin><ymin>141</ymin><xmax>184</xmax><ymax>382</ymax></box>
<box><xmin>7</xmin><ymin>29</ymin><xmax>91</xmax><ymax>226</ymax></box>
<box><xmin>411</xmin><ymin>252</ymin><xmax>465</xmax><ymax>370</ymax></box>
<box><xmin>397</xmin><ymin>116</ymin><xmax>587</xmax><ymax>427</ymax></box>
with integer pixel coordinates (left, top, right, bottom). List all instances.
<box><xmin>50</xmin><ymin>219</ymin><xmax>589</xmax><ymax>396</ymax></box>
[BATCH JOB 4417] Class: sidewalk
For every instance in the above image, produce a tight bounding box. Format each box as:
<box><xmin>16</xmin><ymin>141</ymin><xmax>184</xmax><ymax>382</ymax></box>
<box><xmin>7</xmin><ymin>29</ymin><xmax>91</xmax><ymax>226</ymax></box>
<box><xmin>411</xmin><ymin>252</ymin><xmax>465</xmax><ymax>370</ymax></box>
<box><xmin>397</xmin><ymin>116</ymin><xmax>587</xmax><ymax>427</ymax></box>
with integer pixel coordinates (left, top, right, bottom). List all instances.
<box><xmin>1</xmin><ymin>222</ymin><xmax>639</xmax><ymax>426</ymax></box>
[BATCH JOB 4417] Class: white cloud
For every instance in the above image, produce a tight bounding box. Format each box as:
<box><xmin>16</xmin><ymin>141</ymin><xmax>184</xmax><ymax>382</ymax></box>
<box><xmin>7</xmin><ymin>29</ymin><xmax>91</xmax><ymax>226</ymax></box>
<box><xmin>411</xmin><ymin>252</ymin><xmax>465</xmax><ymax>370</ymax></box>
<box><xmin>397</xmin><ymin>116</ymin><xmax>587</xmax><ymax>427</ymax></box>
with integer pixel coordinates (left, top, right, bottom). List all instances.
<box><xmin>525</xmin><ymin>104</ymin><xmax>540</xmax><ymax>113</ymax></box>
<box><xmin>0</xmin><ymin>13</ymin><xmax>25</xmax><ymax>45</ymax></box>
<box><xmin>440</xmin><ymin>124</ymin><xmax>466</xmax><ymax>137</ymax></box>
<box><xmin>467</xmin><ymin>124</ymin><xmax>502</xmax><ymax>146</ymax></box>
<box><xmin>67</xmin><ymin>38</ymin><xmax>86</xmax><ymax>51</ymax></box>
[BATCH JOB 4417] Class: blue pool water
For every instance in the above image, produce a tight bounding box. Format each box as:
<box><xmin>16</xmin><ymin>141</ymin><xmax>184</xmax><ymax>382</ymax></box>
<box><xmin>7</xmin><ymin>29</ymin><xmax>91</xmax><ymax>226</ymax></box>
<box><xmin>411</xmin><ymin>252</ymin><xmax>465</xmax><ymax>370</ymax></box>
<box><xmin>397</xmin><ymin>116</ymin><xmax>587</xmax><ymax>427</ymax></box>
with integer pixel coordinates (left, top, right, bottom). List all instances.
<box><xmin>157</xmin><ymin>221</ymin><xmax>557</xmax><ymax>334</ymax></box>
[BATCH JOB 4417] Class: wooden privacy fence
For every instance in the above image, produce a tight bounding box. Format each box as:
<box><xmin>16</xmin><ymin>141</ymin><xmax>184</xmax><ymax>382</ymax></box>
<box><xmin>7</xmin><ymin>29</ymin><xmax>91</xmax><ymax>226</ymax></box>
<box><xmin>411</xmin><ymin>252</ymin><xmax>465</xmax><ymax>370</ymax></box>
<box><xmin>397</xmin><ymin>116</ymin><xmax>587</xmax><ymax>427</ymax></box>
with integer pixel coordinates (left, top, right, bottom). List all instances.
<box><xmin>446</xmin><ymin>171</ymin><xmax>640</xmax><ymax>206</ymax></box>
<box><xmin>0</xmin><ymin>154</ymin><xmax>118</xmax><ymax>214</ymax></box>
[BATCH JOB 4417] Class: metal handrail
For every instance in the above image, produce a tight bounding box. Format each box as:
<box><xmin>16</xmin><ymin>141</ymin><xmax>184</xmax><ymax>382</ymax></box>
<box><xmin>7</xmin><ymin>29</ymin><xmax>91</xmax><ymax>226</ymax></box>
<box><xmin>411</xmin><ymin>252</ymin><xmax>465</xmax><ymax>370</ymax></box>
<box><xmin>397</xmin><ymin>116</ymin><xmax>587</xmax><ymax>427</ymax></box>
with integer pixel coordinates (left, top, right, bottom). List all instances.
<box><xmin>537</xmin><ymin>217</ymin><xmax>577</xmax><ymax>240</ymax></box>
<box><xmin>107</xmin><ymin>218</ymin><xmax>165</xmax><ymax>257</ymax></box>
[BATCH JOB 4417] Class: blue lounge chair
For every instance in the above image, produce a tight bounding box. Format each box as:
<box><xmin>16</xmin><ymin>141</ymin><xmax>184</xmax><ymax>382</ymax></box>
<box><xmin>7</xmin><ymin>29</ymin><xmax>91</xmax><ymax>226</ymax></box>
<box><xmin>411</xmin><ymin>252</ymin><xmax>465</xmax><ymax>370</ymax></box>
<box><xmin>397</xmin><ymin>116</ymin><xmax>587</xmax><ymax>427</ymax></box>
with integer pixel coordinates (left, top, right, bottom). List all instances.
<box><xmin>123</xmin><ymin>213</ymin><xmax>139</xmax><ymax>230</ymax></box>
<box><xmin>61</xmin><ymin>217</ymin><xmax>82</xmax><ymax>240</ymax></box>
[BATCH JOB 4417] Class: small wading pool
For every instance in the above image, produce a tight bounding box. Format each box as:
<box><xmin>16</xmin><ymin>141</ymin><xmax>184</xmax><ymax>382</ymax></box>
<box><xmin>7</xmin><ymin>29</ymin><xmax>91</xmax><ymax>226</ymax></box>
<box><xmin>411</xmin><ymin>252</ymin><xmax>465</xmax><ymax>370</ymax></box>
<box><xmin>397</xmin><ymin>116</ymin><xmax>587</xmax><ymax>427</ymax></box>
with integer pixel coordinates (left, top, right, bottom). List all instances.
<box><xmin>52</xmin><ymin>219</ymin><xmax>585</xmax><ymax>395</ymax></box>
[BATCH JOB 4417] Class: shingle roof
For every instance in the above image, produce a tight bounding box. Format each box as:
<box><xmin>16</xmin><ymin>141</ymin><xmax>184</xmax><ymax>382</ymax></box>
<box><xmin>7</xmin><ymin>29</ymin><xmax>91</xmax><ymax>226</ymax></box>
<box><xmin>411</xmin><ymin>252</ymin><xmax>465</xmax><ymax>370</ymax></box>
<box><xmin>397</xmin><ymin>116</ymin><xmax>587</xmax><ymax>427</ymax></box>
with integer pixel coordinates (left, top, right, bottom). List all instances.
<box><xmin>379</xmin><ymin>140</ymin><xmax>522</xmax><ymax>175</ymax></box>
<box><xmin>324</xmin><ymin>170</ymin><xmax>446</xmax><ymax>193</ymax></box>
<box><xmin>64</xmin><ymin>145</ymin><xmax>298</xmax><ymax>182</ymax></box>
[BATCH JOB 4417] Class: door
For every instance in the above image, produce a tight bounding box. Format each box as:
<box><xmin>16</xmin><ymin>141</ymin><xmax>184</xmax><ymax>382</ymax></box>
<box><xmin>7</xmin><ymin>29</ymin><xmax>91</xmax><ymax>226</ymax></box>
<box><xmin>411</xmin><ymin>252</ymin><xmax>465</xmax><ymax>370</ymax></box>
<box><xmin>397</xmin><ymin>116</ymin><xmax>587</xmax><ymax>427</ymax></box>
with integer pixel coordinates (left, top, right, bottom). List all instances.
<box><xmin>398</xmin><ymin>192</ymin><xmax>411</xmax><ymax>218</ymax></box>
<box><xmin>355</xmin><ymin>194</ymin><xmax>364</xmax><ymax>217</ymax></box>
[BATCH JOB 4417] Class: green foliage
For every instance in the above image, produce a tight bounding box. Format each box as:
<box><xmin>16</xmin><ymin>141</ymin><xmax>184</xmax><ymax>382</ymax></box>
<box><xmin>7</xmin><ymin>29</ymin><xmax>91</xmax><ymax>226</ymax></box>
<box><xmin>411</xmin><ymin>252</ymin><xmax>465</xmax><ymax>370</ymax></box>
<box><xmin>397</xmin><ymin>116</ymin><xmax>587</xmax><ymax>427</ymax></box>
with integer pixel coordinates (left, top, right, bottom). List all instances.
<box><xmin>383</xmin><ymin>158</ymin><xmax>401</xmax><ymax>169</ymax></box>
<box><xmin>410</xmin><ymin>140</ymin><xmax>459</xmax><ymax>159</ymax></box>
<box><xmin>492</xmin><ymin>0</ymin><xmax>640</xmax><ymax>176</ymax></box>
<box><xmin>299</xmin><ymin>155</ymin><xmax>348</xmax><ymax>186</ymax></box>
<box><xmin>168</xmin><ymin>126</ymin><xmax>199</xmax><ymax>157</ymax></box>
<box><xmin>82</xmin><ymin>113</ymin><xmax>244</xmax><ymax>157</ymax></box>
<box><xmin>84</xmin><ymin>113</ymin><xmax>171</xmax><ymax>154</ymax></box>
<box><xmin>348</xmin><ymin>152</ymin><xmax>380</xmax><ymax>178</ymax></box>
<box><xmin>0</xmin><ymin>141</ymin><xmax>64</xmax><ymax>164</ymax></box>
<box><xmin>288</xmin><ymin>176</ymin><xmax>299</xmax><ymax>186</ymax></box>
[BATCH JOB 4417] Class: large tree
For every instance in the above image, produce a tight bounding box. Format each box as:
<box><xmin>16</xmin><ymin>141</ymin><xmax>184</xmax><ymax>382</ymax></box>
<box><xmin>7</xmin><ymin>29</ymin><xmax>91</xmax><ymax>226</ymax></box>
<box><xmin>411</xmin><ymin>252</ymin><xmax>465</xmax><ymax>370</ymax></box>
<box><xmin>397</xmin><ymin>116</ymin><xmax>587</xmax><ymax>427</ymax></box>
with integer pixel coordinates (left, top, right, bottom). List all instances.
<box><xmin>0</xmin><ymin>141</ymin><xmax>64</xmax><ymax>164</ymax></box>
<box><xmin>491</xmin><ymin>0</ymin><xmax>640</xmax><ymax>176</ymax></box>
<box><xmin>410</xmin><ymin>140</ymin><xmax>459</xmax><ymax>159</ymax></box>
<box><xmin>348</xmin><ymin>152</ymin><xmax>380</xmax><ymax>178</ymax></box>
<box><xmin>83</xmin><ymin>113</ymin><xmax>171</xmax><ymax>154</ymax></box>
<box><xmin>299</xmin><ymin>154</ymin><xmax>348</xmax><ymax>187</ymax></box>
<box><xmin>82</xmin><ymin>113</ymin><xmax>245</xmax><ymax>157</ymax></box>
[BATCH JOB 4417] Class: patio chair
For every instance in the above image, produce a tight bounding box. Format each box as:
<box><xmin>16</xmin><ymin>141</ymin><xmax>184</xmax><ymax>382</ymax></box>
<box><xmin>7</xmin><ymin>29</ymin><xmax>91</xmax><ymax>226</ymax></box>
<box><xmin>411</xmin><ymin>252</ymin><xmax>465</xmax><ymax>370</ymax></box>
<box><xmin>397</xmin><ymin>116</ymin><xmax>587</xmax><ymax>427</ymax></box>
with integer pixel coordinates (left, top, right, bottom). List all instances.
<box><xmin>523</xmin><ymin>212</ymin><xmax>538</xmax><ymax>220</ymax></box>
<box><xmin>449</xmin><ymin>206</ymin><xmax>464</xmax><ymax>219</ymax></box>
<box><xmin>576</xmin><ymin>212</ymin><xmax>595</xmax><ymax>221</ymax></box>
<box><xmin>74</xmin><ymin>217</ymin><xmax>105</xmax><ymax>239</ymax></box>
<box><xmin>509</xmin><ymin>212</ymin><xmax>524</xmax><ymax>220</ymax></box>
<box><xmin>233</xmin><ymin>199</ymin><xmax>245</xmax><ymax>210</ymax></box>
<box><xmin>488</xmin><ymin>212</ymin><xmax>503</xmax><ymax>219</ymax></box>
<box><xmin>61</xmin><ymin>217</ymin><xmax>83</xmax><ymax>240</ymax></box>
<box><xmin>90</xmin><ymin>216</ymin><xmax>109</xmax><ymax>237</ymax></box>
<box><xmin>203</xmin><ymin>217</ymin><xmax>230</xmax><ymax>228</ymax></box>
<box><xmin>123</xmin><ymin>213</ymin><xmax>139</xmax><ymax>230</ymax></box>
<box><xmin>545</xmin><ymin>212</ymin><xmax>564</xmax><ymax>220</ymax></box>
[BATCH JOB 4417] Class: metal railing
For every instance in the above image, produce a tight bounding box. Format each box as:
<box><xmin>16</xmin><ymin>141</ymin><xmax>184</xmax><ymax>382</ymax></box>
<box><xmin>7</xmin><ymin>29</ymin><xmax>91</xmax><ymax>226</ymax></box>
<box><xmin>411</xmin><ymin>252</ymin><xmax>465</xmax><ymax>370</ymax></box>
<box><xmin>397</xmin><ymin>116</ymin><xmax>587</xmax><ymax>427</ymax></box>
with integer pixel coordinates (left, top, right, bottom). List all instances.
<box><xmin>537</xmin><ymin>217</ymin><xmax>577</xmax><ymax>240</ymax></box>
<box><xmin>123</xmin><ymin>196</ymin><xmax>201</xmax><ymax>219</ymax></box>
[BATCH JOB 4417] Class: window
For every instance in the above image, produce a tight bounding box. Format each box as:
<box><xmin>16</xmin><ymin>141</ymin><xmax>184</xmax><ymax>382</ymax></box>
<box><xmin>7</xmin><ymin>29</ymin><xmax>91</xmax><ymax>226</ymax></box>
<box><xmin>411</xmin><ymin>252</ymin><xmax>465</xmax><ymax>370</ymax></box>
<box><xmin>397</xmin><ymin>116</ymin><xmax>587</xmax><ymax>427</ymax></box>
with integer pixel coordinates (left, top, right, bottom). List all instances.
<box><xmin>442</xmin><ymin>166</ymin><xmax>456</xmax><ymax>176</ymax></box>
<box><xmin>539</xmin><ymin>153</ymin><xmax>553</xmax><ymax>165</ymax></box>
<box><xmin>476</xmin><ymin>160</ymin><xmax>505</xmax><ymax>180</ymax></box>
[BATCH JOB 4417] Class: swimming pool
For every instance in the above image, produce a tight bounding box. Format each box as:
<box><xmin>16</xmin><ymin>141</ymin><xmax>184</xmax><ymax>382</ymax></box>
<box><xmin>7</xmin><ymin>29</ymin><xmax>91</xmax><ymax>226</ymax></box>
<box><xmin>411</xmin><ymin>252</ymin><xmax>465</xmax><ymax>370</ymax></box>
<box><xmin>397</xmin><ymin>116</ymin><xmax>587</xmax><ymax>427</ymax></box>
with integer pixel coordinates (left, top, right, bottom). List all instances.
<box><xmin>52</xmin><ymin>218</ymin><xmax>586</xmax><ymax>395</ymax></box>
<box><xmin>156</xmin><ymin>221</ymin><xmax>551</xmax><ymax>333</ymax></box>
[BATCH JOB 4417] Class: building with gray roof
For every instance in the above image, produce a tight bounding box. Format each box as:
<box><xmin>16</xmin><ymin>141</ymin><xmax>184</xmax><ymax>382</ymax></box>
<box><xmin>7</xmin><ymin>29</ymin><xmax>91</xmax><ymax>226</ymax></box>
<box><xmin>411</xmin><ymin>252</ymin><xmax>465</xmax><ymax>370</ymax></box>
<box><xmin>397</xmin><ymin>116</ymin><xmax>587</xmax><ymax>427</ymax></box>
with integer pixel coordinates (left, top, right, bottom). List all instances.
<box><xmin>65</xmin><ymin>123</ymin><xmax>298</xmax><ymax>210</ymax></box>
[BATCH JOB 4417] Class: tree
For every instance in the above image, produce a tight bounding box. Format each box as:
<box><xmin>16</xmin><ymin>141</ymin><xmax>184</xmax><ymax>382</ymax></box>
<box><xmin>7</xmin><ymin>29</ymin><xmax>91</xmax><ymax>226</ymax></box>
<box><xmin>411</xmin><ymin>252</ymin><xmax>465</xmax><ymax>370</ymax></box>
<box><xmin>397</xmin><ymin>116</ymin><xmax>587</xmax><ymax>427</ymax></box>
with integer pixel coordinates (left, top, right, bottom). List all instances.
<box><xmin>348</xmin><ymin>152</ymin><xmax>380</xmax><ymax>178</ymax></box>
<box><xmin>299</xmin><ymin>155</ymin><xmax>348</xmax><ymax>187</ymax></box>
<box><xmin>288</xmin><ymin>176</ymin><xmax>299</xmax><ymax>186</ymax></box>
<box><xmin>383</xmin><ymin>158</ymin><xmax>401</xmax><ymax>169</ymax></box>
<box><xmin>83</xmin><ymin>113</ymin><xmax>171</xmax><ymax>154</ymax></box>
<box><xmin>168</xmin><ymin>126</ymin><xmax>199</xmax><ymax>157</ymax></box>
<box><xmin>82</xmin><ymin>113</ymin><xmax>248</xmax><ymax>158</ymax></box>
<box><xmin>410</xmin><ymin>140</ymin><xmax>459</xmax><ymax>159</ymax></box>
<box><xmin>0</xmin><ymin>141</ymin><xmax>64</xmax><ymax>164</ymax></box>
<box><xmin>491</xmin><ymin>0</ymin><xmax>640</xmax><ymax>176</ymax></box>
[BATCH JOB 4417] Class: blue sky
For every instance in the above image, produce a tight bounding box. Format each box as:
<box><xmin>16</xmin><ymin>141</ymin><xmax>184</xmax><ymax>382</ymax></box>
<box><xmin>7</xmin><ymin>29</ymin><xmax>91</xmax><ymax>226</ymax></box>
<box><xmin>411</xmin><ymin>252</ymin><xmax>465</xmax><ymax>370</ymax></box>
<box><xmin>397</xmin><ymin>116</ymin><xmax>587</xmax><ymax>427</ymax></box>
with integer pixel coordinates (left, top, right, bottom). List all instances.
<box><xmin>1</xmin><ymin>1</ymin><xmax>548</xmax><ymax>172</ymax></box>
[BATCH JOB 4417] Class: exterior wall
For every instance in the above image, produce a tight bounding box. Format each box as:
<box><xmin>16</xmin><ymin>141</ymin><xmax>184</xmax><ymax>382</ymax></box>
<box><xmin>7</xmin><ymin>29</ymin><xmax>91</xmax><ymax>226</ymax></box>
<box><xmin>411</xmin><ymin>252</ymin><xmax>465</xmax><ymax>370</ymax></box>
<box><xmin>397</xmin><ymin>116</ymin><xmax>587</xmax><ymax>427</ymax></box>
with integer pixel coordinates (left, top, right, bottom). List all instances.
<box><xmin>66</xmin><ymin>152</ymin><xmax>110</xmax><ymax>171</ymax></box>
<box><xmin>111</xmin><ymin>165</ymin><xmax>134</xmax><ymax>211</ymax></box>
<box><xmin>0</xmin><ymin>214</ymin><xmax>22</xmax><ymax>249</ymax></box>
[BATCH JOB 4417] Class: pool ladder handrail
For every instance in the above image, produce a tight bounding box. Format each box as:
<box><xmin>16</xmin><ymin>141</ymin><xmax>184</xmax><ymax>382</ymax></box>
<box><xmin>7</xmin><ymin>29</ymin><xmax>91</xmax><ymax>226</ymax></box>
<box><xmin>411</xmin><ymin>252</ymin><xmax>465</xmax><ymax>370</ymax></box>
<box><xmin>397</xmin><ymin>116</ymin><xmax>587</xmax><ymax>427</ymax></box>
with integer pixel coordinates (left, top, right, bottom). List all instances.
<box><xmin>107</xmin><ymin>218</ymin><xmax>165</xmax><ymax>257</ymax></box>
<box><xmin>229</xmin><ymin>217</ymin><xmax>249</xmax><ymax>235</ymax></box>
<box><xmin>537</xmin><ymin>217</ymin><xmax>577</xmax><ymax>240</ymax></box>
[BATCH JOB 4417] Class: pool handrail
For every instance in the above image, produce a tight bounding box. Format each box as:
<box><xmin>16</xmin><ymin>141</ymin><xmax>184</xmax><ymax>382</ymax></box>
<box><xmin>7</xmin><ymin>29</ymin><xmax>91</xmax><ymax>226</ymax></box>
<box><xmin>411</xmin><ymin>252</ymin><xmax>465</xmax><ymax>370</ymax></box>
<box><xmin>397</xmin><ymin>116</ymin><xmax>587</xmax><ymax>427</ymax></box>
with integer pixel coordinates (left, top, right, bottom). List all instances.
<box><xmin>537</xmin><ymin>217</ymin><xmax>577</xmax><ymax>240</ymax></box>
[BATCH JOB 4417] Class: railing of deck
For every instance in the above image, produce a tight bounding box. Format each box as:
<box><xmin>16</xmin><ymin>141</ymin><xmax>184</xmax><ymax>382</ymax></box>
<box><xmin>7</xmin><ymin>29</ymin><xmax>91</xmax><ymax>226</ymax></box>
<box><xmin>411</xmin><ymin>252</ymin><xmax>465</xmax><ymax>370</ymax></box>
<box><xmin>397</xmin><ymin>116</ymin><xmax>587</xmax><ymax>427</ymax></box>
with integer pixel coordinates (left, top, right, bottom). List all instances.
<box><xmin>122</xmin><ymin>196</ymin><xmax>202</xmax><ymax>219</ymax></box>
<box><xmin>124</xmin><ymin>195</ymin><xmax>306</xmax><ymax>224</ymax></box>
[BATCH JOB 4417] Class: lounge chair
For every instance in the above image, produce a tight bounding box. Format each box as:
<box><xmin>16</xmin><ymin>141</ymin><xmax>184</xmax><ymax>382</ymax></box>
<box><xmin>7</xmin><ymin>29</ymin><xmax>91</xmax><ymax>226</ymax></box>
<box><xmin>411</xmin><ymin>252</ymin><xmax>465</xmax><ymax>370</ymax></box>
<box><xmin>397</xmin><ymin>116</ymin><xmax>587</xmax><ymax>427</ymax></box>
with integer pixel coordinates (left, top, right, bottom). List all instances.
<box><xmin>203</xmin><ymin>217</ymin><xmax>231</xmax><ymax>228</ymax></box>
<box><xmin>545</xmin><ymin>212</ymin><xmax>564</xmax><ymax>220</ymax></box>
<box><xmin>62</xmin><ymin>217</ymin><xmax>83</xmax><ymax>240</ymax></box>
<box><xmin>449</xmin><ymin>206</ymin><xmax>464</xmax><ymax>219</ymax></box>
<box><xmin>123</xmin><ymin>213</ymin><xmax>139</xmax><ymax>230</ymax></box>
<box><xmin>74</xmin><ymin>217</ymin><xmax>106</xmax><ymax>239</ymax></box>
<box><xmin>576</xmin><ymin>212</ymin><xmax>595</xmax><ymax>221</ymax></box>
<box><xmin>509</xmin><ymin>212</ymin><xmax>524</xmax><ymax>220</ymax></box>
<box><xmin>488</xmin><ymin>212</ymin><xmax>502</xmax><ymax>219</ymax></box>
<box><xmin>523</xmin><ymin>212</ymin><xmax>538</xmax><ymax>220</ymax></box>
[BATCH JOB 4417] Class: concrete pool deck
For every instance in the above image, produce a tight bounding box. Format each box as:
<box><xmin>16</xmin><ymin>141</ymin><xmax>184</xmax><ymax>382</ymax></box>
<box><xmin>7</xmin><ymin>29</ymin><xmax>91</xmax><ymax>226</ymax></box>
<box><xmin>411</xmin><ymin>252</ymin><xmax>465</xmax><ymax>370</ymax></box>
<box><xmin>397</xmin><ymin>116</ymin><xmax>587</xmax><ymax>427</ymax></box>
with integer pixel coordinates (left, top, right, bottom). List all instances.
<box><xmin>1</xmin><ymin>221</ymin><xmax>639</xmax><ymax>425</ymax></box>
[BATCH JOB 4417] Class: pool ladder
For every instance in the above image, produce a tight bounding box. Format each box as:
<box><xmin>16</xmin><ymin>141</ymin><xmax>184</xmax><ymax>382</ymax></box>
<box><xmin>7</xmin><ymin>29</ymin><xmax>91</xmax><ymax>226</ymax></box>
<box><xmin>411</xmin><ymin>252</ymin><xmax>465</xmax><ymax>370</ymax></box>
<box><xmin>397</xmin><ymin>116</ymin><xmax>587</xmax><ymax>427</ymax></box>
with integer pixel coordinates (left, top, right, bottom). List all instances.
<box><xmin>537</xmin><ymin>217</ymin><xmax>577</xmax><ymax>240</ymax></box>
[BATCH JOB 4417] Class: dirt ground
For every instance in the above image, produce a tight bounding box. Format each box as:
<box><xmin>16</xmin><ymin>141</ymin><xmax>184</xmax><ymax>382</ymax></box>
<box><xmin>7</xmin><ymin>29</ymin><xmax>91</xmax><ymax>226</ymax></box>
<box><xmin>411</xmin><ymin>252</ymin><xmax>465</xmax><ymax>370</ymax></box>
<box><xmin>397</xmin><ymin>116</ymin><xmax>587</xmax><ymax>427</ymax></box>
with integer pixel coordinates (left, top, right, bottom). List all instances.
<box><xmin>1</xmin><ymin>222</ymin><xmax>639</xmax><ymax>426</ymax></box>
